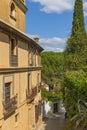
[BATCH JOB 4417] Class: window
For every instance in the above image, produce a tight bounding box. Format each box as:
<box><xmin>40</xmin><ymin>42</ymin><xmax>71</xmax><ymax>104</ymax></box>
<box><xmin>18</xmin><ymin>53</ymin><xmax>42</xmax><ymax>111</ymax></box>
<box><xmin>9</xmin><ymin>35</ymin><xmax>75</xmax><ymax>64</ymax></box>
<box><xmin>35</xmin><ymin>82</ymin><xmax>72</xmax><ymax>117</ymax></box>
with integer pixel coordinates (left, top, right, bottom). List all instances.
<box><xmin>3</xmin><ymin>77</ymin><xmax>17</xmax><ymax>118</ymax></box>
<box><xmin>26</xmin><ymin>73</ymin><xmax>31</xmax><ymax>98</ymax></box>
<box><xmin>10</xmin><ymin>38</ymin><xmax>18</xmax><ymax>66</ymax></box>
<box><xmin>37</xmin><ymin>73</ymin><xmax>39</xmax><ymax>85</ymax></box>
<box><xmin>10</xmin><ymin>3</ymin><xmax>15</xmax><ymax>18</ymax></box>
<box><xmin>29</xmin><ymin>50</ymin><xmax>33</xmax><ymax>66</ymax></box>
<box><xmin>15</xmin><ymin>113</ymin><xmax>19</xmax><ymax>122</ymax></box>
<box><xmin>33</xmin><ymin>50</ymin><xmax>36</xmax><ymax>66</ymax></box>
<box><xmin>28</xmin><ymin>73</ymin><xmax>30</xmax><ymax>92</ymax></box>
<box><xmin>11</xmin><ymin>38</ymin><xmax>17</xmax><ymax>56</ymax></box>
<box><xmin>5</xmin><ymin>83</ymin><xmax>11</xmax><ymax>105</ymax></box>
<box><xmin>38</xmin><ymin>53</ymin><xmax>41</xmax><ymax>66</ymax></box>
<box><xmin>36</xmin><ymin>50</ymin><xmax>39</xmax><ymax>66</ymax></box>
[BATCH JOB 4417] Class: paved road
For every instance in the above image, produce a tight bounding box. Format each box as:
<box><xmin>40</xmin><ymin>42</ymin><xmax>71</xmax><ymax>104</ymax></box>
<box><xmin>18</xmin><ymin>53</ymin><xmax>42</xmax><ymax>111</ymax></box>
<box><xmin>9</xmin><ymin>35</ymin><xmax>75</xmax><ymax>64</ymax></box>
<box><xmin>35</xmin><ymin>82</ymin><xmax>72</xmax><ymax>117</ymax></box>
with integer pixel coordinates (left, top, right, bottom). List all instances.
<box><xmin>39</xmin><ymin>112</ymin><xmax>66</xmax><ymax>130</ymax></box>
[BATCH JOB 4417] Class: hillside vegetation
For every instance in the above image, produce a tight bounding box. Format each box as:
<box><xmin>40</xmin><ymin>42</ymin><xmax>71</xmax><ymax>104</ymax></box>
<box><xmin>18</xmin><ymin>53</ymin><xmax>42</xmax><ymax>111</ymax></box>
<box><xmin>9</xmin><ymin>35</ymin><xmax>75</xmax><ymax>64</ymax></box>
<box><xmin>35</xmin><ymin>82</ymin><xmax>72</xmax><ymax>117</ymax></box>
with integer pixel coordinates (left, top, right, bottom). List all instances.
<box><xmin>41</xmin><ymin>51</ymin><xmax>64</xmax><ymax>86</ymax></box>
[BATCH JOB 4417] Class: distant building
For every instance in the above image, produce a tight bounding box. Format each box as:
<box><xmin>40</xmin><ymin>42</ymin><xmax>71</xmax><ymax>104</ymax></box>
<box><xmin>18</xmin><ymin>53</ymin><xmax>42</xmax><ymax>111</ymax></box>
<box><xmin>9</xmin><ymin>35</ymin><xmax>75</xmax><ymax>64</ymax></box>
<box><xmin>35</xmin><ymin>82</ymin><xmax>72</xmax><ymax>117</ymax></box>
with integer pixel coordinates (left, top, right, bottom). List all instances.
<box><xmin>0</xmin><ymin>0</ymin><xmax>43</xmax><ymax>130</ymax></box>
<box><xmin>42</xmin><ymin>83</ymin><xmax>49</xmax><ymax>91</ymax></box>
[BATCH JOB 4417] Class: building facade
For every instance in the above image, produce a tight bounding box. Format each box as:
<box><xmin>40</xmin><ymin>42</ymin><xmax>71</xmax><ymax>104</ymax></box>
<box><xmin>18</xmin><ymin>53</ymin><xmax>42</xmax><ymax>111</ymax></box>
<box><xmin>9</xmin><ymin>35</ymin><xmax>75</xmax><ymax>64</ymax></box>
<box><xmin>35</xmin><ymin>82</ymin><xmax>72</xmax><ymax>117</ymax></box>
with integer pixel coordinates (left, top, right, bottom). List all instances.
<box><xmin>0</xmin><ymin>0</ymin><xmax>43</xmax><ymax>130</ymax></box>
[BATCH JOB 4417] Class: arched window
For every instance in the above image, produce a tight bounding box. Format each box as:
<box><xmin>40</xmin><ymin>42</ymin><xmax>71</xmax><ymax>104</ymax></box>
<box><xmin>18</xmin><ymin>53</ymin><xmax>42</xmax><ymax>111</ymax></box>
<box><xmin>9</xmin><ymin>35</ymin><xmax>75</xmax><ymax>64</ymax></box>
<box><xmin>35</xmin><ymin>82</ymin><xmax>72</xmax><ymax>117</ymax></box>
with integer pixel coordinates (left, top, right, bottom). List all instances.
<box><xmin>10</xmin><ymin>3</ymin><xmax>15</xmax><ymax>17</ymax></box>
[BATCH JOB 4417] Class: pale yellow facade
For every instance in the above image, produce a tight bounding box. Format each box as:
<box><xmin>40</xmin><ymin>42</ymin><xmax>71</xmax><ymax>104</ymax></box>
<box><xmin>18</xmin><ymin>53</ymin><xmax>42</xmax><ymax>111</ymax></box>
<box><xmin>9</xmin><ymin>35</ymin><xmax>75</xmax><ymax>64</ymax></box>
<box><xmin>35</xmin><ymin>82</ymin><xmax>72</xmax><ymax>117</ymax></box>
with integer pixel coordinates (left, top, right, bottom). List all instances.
<box><xmin>0</xmin><ymin>0</ymin><xmax>43</xmax><ymax>130</ymax></box>
<box><xmin>0</xmin><ymin>0</ymin><xmax>26</xmax><ymax>32</ymax></box>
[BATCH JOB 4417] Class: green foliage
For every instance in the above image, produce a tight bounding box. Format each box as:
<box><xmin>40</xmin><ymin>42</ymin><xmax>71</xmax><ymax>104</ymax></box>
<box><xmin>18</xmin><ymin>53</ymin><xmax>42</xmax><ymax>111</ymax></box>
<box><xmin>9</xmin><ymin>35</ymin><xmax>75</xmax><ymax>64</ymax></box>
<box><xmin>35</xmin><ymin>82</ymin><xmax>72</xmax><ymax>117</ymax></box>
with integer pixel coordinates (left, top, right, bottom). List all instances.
<box><xmin>64</xmin><ymin>0</ymin><xmax>87</xmax><ymax>70</ymax></box>
<box><xmin>62</xmin><ymin>70</ymin><xmax>87</xmax><ymax>118</ymax></box>
<box><xmin>41</xmin><ymin>51</ymin><xmax>64</xmax><ymax>86</ymax></box>
<box><xmin>41</xmin><ymin>88</ymin><xmax>62</xmax><ymax>102</ymax></box>
<box><xmin>64</xmin><ymin>36</ymin><xmax>87</xmax><ymax>70</ymax></box>
<box><xmin>71</xmin><ymin>0</ymin><xmax>86</xmax><ymax>37</ymax></box>
<box><xmin>64</xmin><ymin>119</ymin><xmax>76</xmax><ymax>130</ymax></box>
<box><xmin>64</xmin><ymin>113</ymin><xmax>87</xmax><ymax>130</ymax></box>
<box><xmin>82</xmin><ymin>66</ymin><xmax>87</xmax><ymax>72</ymax></box>
<box><xmin>62</xmin><ymin>1</ymin><xmax>87</xmax><ymax>129</ymax></box>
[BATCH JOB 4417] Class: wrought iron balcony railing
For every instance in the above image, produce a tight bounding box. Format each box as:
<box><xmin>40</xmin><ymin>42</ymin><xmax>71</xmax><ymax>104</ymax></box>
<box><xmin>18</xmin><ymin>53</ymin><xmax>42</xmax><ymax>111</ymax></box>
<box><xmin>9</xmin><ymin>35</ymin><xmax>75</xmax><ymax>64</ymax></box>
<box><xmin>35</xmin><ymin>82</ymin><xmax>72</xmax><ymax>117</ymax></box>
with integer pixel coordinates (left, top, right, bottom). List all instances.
<box><xmin>3</xmin><ymin>95</ymin><xmax>17</xmax><ymax>118</ymax></box>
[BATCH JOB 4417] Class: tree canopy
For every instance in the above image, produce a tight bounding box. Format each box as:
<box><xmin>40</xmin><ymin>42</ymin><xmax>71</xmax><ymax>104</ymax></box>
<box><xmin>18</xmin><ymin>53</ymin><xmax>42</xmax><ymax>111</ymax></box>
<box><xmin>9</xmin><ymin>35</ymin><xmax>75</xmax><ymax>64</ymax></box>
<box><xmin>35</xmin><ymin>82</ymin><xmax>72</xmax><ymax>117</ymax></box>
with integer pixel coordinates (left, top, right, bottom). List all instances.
<box><xmin>64</xmin><ymin>0</ymin><xmax>87</xmax><ymax>70</ymax></box>
<box><xmin>41</xmin><ymin>51</ymin><xmax>64</xmax><ymax>86</ymax></box>
<box><xmin>62</xmin><ymin>70</ymin><xmax>87</xmax><ymax>117</ymax></box>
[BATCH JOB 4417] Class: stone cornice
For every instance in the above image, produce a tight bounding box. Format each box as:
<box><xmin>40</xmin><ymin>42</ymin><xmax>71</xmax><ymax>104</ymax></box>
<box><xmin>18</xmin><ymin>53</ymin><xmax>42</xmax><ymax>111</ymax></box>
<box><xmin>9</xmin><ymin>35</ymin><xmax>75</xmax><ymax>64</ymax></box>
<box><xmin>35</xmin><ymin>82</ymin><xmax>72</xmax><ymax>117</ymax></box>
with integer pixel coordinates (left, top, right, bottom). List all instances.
<box><xmin>0</xmin><ymin>67</ymin><xmax>42</xmax><ymax>74</ymax></box>
<box><xmin>0</xmin><ymin>19</ymin><xmax>44</xmax><ymax>52</ymax></box>
<box><xmin>13</xmin><ymin>0</ymin><xmax>28</xmax><ymax>13</ymax></box>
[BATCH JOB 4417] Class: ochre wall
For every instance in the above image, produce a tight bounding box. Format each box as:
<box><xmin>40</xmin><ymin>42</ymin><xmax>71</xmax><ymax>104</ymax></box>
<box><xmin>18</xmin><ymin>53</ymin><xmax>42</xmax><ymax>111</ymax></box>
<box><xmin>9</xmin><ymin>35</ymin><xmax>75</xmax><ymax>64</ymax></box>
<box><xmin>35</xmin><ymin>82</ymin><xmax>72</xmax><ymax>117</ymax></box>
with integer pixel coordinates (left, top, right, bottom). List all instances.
<box><xmin>18</xmin><ymin>41</ymin><xmax>28</xmax><ymax>67</ymax></box>
<box><xmin>0</xmin><ymin>32</ymin><xmax>9</xmax><ymax>67</ymax></box>
<box><xmin>0</xmin><ymin>0</ymin><xmax>26</xmax><ymax>32</ymax></box>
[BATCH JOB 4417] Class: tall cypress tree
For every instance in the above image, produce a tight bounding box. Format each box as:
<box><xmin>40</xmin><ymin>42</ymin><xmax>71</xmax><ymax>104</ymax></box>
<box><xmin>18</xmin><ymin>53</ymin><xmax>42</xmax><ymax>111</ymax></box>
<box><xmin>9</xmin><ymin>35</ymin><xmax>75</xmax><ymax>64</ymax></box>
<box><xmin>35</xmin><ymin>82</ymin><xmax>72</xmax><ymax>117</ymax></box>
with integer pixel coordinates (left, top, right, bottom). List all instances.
<box><xmin>64</xmin><ymin>0</ymin><xmax>87</xmax><ymax>70</ymax></box>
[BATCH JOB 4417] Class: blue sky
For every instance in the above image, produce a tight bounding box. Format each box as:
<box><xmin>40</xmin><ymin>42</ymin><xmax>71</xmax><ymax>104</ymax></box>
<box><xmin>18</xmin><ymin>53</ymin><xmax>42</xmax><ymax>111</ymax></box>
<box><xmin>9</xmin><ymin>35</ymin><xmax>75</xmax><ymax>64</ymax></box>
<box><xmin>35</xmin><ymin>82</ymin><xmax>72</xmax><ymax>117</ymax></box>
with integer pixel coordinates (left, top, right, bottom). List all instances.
<box><xmin>26</xmin><ymin>0</ymin><xmax>87</xmax><ymax>52</ymax></box>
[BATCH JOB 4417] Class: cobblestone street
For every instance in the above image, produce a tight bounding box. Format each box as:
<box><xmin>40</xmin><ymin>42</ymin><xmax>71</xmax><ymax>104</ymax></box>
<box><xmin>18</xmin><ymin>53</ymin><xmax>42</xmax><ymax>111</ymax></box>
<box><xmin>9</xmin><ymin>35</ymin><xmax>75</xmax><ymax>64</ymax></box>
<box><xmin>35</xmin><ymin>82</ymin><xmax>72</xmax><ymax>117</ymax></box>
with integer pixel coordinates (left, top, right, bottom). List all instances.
<box><xmin>37</xmin><ymin>112</ymin><xmax>66</xmax><ymax>130</ymax></box>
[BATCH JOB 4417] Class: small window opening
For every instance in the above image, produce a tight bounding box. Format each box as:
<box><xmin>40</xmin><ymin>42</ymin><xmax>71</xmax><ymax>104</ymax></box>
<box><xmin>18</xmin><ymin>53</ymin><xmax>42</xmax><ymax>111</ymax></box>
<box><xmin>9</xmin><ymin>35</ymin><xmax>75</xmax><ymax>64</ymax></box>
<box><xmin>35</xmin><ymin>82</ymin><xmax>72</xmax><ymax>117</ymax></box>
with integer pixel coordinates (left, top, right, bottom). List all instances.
<box><xmin>11</xmin><ymin>3</ymin><xmax>15</xmax><ymax>17</ymax></box>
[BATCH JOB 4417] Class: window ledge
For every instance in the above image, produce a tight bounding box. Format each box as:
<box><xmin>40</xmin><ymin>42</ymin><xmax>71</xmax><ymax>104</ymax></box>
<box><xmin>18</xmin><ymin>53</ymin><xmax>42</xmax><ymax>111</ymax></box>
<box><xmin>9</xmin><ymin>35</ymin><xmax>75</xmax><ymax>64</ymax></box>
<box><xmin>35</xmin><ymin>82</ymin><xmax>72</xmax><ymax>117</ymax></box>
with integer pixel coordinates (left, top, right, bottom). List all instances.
<box><xmin>10</xmin><ymin>15</ymin><xmax>16</xmax><ymax>21</ymax></box>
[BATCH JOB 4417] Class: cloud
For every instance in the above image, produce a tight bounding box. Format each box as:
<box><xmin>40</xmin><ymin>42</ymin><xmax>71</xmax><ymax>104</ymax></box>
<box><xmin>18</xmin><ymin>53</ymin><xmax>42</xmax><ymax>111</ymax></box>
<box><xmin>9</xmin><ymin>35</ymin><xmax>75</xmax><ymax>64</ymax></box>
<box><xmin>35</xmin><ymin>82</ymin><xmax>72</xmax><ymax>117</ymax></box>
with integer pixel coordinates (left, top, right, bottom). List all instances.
<box><xmin>29</xmin><ymin>0</ymin><xmax>87</xmax><ymax>15</ymax></box>
<box><xmin>39</xmin><ymin>37</ymin><xmax>66</xmax><ymax>52</ymax></box>
<box><xmin>30</xmin><ymin>0</ymin><xmax>74</xmax><ymax>13</ymax></box>
<box><xmin>84</xmin><ymin>2</ymin><xmax>87</xmax><ymax>16</ymax></box>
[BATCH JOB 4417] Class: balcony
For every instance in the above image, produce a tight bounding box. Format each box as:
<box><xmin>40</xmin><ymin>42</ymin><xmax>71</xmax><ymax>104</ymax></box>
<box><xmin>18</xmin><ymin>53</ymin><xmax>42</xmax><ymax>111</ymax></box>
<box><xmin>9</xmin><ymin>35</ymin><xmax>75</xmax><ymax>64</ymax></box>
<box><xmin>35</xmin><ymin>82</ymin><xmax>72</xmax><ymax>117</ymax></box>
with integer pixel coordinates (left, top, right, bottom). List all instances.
<box><xmin>26</xmin><ymin>87</ymin><xmax>37</xmax><ymax>103</ymax></box>
<box><xmin>10</xmin><ymin>55</ymin><xmax>18</xmax><ymax>66</ymax></box>
<box><xmin>3</xmin><ymin>95</ymin><xmax>17</xmax><ymax>119</ymax></box>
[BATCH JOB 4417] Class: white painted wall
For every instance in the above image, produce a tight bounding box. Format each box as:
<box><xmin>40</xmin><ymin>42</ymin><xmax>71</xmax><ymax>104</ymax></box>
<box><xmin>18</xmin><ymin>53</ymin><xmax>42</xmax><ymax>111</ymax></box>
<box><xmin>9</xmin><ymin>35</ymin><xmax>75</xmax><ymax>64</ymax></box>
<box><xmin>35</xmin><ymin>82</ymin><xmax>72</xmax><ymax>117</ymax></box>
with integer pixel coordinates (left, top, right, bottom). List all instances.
<box><xmin>42</xmin><ymin>101</ymin><xmax>52</xmax><ymax>118</ymax></box>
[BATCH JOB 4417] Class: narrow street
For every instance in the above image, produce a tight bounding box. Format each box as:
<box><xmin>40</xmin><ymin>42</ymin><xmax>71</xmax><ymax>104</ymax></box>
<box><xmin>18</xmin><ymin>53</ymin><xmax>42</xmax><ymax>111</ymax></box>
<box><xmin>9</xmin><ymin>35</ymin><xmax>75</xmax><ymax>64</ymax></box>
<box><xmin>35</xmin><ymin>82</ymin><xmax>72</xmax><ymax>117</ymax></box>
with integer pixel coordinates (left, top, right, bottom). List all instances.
<box><xmin>38</xmin><ymin>112</ymin><xmax>66</xmax><ymax>130</ymax></box>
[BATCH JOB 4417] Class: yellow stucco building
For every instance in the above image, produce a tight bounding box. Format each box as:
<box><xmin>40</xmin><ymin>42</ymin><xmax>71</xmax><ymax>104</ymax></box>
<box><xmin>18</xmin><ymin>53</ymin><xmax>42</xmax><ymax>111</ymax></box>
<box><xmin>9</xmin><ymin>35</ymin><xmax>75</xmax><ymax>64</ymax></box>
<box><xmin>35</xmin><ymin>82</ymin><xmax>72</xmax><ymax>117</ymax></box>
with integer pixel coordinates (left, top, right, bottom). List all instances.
<box><xmin>0</xmin><ymin>0</ymin><xmax>43</xmax><ymax>130</ymax></box>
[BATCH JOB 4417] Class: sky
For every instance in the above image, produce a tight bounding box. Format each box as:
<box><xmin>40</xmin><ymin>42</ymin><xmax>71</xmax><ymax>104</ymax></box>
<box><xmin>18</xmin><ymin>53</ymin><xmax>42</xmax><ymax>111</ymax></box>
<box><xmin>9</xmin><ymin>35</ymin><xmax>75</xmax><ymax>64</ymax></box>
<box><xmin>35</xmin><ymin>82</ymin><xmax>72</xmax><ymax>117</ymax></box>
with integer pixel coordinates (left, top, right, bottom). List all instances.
<box><xmin>26</xmin><ymin>0</ymin><xmax>87</xmax><ymax>52</ymax></box>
